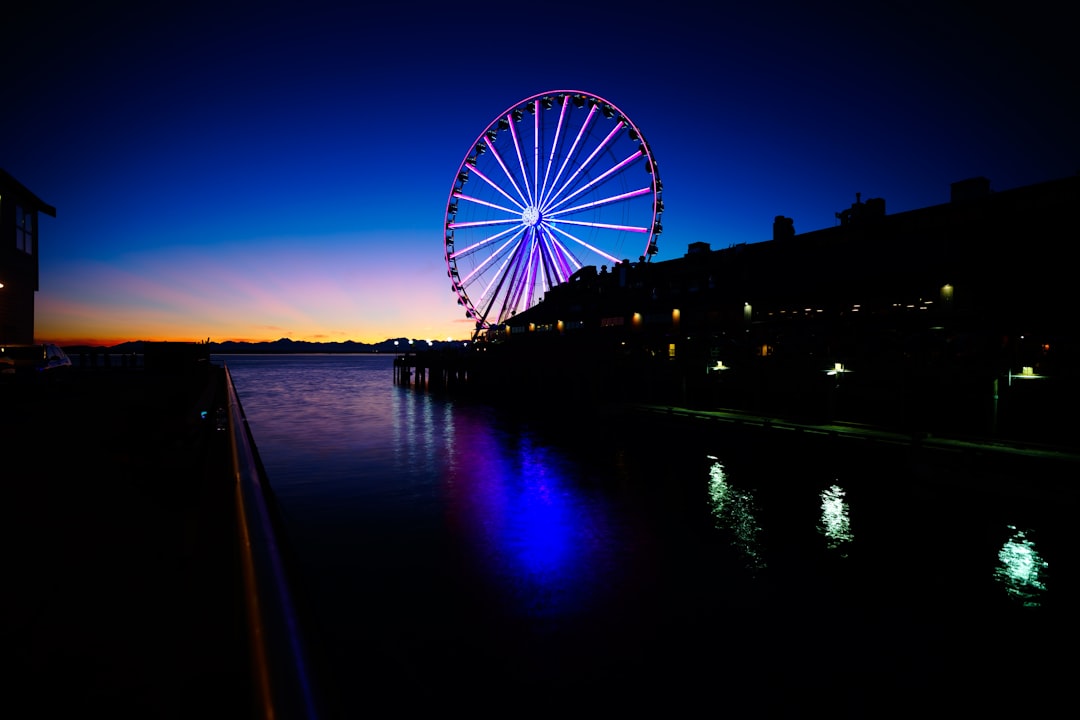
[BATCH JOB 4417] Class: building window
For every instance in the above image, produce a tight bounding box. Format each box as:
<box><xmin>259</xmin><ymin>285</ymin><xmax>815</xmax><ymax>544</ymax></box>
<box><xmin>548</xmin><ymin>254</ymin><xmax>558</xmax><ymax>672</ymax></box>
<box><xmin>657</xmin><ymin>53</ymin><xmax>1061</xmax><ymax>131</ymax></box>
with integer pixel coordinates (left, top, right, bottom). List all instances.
<box><xmin>15</xmin><ymin>204</ymin><xmax>35</xmax><ymax>255</ymax></box>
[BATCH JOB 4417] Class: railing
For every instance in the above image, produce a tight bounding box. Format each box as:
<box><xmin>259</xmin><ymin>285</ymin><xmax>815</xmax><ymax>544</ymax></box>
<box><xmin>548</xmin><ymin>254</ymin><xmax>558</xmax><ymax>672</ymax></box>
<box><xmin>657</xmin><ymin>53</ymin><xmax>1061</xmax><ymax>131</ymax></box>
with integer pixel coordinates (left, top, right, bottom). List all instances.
<box><xmin>224</xmin><ymin>364</ymin><xmax>320</xmax><ymax>719</ymax></box>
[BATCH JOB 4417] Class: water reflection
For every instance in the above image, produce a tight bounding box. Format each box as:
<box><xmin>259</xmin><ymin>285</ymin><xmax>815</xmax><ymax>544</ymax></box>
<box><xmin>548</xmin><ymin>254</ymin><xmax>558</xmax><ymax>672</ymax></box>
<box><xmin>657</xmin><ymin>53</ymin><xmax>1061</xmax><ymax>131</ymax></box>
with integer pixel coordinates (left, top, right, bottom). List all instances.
<box><xmin>818</xmin><ymin>483</ymin><xmax>854</xmax><ymax>555</ymax></box>
<box><xmin>444</xmin><ymin>412</ymin><xmax>620</xmax><ymax>619</ymax></box>
<box><xmin>994</xmin><ymin>525</ymin><xmax>1049</xmax><ymax>607</ymax></box>
<box><xmin>706</xmin><ymin>455</ymin><xmax>765</xmax><ymax>571</ymax></box>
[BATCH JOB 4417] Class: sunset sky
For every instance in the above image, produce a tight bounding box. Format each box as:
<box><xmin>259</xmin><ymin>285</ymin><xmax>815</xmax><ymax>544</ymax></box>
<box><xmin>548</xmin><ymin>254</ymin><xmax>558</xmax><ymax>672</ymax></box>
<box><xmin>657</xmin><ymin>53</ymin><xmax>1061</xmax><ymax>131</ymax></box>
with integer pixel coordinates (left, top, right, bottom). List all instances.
<box><xmin>3</xmin><ymin>1</ymin><xmax>1076</xmax><ymax>346</ymax></box>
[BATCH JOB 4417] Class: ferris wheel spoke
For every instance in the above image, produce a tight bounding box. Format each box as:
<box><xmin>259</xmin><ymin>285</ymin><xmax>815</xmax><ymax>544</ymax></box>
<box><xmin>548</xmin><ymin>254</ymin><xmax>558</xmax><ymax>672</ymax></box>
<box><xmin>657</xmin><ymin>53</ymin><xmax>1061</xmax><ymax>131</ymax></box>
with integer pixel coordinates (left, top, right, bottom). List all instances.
<box><xmin>507</xmin><ymin>116</ymin><xmax>536</xmax><ymax>207</ymax></box>
<box><xmin>507</xmin><ymin>244</ymin><xmax>535</xmax><ymax>316</ymax></box>
<box><xmin>542</xmin><ymin>121</ymin><xmax>625</xmax><ymax>213</ymax></box>
<box><xmin>547</xmin><ymin>223</ymin><xmax>623</xmax><ymax>265</ymax></box>
<box><xmin>542</xmin><ymin>148</ymin><xmax>643</xmax><ymax>216</ymax></box>
<box><xmin>477</xmin><ymin>140</ymin><xmax>531</xmax><ymax>208</ymax></box>
<box><xmin>539</xmin><ymin>103</ymin><xmax>599</xmax><ymax>211</ymax></box>
<box><xmin>546</xmin><ymin>186</ymin><xmax>654</xmax><ymax>220</ymax></box>
<box><xmin>454</xmin><ymin>192</ymin><xmax>521</xmax><ymax>216</ymax></box>
<box><xmin>541</xmin><ymin>229</ymin><xmax>585</xmax><ymax>277</ymax></box>
<box><xmin>463</xmin><ymin>162</ymin><xmax>528</xmax><ymax>211</ymax></box>
<box><xmin>452</xmin><ymin>227</ymin><xmax>521</xmax><ymax>277</ymax></box>
<box><xmin>474</xmin><ymin>243</ymin><xmax>519</xmax><ymax>308</ymax></box>
<box><xmin>449</xmin><ymin>217</ymin><xmax>521</xmax><ymax>232</ymax></box>
<box><xmin>536</xmin><ymin>228</ymin><xmax>572</xmax><ymax>285</ymax></box>
<box><xmin>493</xmin><ymin>238</ymin><xmax>533</xmax><ymax>321</ymax></box>
<box><xmin>552</xmin><ymin>218</ymin><xmax>651</xmax><ymax>233</ymax></box>
<box><xmin>538</xmin><ymin>97</ymin><xmax>571</xmax><ymax>208</ymax></box>
<box><xmin>526</xmin><ymin>238</ymin><xmax>555</xmax><ymax>307</ymax></box>
<box><xmin>469</xmin><ymin>234</ymin><xmax>526</xmax><ymax>328</ymax></box>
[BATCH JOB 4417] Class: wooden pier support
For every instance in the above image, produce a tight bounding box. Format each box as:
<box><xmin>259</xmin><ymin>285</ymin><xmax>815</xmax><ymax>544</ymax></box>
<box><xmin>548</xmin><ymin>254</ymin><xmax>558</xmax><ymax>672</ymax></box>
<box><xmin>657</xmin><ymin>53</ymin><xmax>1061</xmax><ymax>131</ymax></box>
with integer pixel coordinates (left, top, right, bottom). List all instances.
<box><xmin>394</xmin><ymin>351</ymin><xmax>470</xmax><ymax>392</ymax></box>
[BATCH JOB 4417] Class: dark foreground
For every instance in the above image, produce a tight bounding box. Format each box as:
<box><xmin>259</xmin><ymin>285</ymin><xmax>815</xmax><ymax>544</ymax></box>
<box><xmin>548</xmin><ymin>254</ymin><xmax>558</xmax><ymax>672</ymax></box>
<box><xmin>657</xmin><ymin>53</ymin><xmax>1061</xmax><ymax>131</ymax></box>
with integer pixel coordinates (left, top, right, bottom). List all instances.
<box><xmin>3</xmin><ymin>361</ymin><xmax>1076</xmax><ymax>718</ymax></box>
<box><xmin>1</xmin><ymin>364</ymin><xmax>251</xmax><ymax>718</ymax></box>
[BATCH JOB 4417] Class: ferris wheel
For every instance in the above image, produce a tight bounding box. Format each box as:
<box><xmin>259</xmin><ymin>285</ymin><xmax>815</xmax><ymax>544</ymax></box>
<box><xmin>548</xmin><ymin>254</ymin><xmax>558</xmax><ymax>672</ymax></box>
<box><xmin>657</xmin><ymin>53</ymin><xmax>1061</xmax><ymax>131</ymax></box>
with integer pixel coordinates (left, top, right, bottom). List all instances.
<box><xmin>444</xmin><ymin>90</ymin><xmax>663</xmax><ymax>336</ymax></box>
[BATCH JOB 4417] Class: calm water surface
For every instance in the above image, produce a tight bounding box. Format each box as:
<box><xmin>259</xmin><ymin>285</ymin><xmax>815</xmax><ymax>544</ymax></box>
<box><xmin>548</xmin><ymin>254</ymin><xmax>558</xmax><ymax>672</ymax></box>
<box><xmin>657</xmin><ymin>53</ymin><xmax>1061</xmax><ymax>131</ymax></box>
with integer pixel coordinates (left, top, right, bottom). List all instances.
<box><xmin>219</xmin><ymin>353</ymin><xmax>1074</xmax><ymax>716</ymax></box>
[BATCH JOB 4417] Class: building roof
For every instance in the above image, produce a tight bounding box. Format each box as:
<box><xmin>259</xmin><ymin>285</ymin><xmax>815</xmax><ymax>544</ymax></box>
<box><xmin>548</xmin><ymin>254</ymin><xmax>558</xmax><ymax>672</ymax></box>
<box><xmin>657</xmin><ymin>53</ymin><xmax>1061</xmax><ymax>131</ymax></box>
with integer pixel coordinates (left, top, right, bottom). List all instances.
<box><xmin>0</xmin><ymin>167</ymin><xmax>57</xmax><ymax>217</ymax></box>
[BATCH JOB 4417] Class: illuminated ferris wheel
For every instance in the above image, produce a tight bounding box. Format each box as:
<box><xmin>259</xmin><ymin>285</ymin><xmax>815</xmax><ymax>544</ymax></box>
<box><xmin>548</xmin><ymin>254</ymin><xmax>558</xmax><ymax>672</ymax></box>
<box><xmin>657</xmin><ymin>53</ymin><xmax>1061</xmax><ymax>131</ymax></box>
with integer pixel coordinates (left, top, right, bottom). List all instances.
<box><xmin>444</xmin><ymin>90</ymin><xmax>663</xmax><ymax>336</ymax></box>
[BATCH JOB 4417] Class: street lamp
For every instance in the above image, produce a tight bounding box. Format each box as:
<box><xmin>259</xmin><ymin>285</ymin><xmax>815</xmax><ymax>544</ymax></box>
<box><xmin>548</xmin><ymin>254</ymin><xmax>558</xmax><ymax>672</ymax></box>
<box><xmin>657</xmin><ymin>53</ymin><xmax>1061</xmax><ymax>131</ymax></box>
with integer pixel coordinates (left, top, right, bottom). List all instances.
<box><xmin>825</xmin><ymin>362</ymin><xmax>850</xmax><ymax>376</ymax></box>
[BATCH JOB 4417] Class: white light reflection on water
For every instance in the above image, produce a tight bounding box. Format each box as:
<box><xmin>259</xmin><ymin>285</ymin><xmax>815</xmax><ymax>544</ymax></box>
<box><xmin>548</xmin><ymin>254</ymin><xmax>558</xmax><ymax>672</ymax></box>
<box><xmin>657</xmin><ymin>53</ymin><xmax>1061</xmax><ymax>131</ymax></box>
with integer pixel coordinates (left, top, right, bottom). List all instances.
<box><xmin>995</xmin><ymin>525</ymin><xmax>1049</xmax><ymax>607</ymax></box>
<box><xmin>390</xmin><ymin>380</ymin><xmax>454</xmax><ymax>482</ymax></box>
<box><xmin>706</xmin><ymin>455</ymin><xmax>765</xmax><ymax>571</ymax></box>
<box><xmin>819</xmin><ymin>483</ymin><xmax>853</xmax><ymax>555</ymax></box>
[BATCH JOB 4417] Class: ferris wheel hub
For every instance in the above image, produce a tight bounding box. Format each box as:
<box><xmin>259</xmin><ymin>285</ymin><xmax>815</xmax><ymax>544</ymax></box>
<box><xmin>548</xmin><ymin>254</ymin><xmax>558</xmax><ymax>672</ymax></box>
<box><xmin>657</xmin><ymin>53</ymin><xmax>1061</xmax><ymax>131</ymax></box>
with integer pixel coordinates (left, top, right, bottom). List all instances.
<box><xmin>522</xmin><ymin>206</ymin><xmax>541</xmax><ymax>227</ymax></box>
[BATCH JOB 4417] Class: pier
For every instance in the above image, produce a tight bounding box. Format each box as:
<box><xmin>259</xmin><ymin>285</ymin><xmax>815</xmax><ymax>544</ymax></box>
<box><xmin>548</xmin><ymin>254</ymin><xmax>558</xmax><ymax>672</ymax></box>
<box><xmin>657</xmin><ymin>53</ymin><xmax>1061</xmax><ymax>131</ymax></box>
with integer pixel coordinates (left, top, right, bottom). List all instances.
<box><xmin>393</xmin><ymin>348</ymin><xmax>471</xmax><ymax>392</ymax></box>
<box><xmin>394</xmin><ymin>344</ymin><xmax>1080</xmax><ymax>488</ymax></box>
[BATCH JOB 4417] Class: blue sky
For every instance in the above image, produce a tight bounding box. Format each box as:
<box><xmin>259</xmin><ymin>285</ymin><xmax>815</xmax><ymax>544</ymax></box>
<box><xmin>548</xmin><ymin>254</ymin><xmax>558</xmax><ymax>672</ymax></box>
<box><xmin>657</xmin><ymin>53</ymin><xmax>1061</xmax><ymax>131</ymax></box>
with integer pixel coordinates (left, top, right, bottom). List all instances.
<box><xmin>3</xmin><ymin>1</ymin><xmax>1076</xmax><ymax>345</ymax></box>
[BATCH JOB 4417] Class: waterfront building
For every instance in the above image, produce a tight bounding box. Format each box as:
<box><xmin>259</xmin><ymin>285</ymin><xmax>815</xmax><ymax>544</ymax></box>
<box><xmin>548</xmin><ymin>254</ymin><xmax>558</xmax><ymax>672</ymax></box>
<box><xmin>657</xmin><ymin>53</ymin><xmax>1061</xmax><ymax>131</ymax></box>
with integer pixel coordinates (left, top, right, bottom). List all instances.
<box><xmin>481</xmin><ymin>175</ymin><xmax>1080</xmax><ymax>446</ymax></box>
<box><xmin>0</xmin><ymin>168</ymin><xmax>56</xmax><ymax>344</ymax></box>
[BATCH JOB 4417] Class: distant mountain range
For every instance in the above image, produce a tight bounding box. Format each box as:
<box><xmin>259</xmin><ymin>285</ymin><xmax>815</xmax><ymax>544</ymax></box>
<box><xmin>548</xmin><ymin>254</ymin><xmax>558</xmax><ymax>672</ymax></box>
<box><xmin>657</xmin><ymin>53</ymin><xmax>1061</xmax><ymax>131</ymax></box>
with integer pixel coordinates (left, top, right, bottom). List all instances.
<box><xmin>61</xmin><ymin>337</ymin><xmax>467</xmax><ymax>354</ymax></box>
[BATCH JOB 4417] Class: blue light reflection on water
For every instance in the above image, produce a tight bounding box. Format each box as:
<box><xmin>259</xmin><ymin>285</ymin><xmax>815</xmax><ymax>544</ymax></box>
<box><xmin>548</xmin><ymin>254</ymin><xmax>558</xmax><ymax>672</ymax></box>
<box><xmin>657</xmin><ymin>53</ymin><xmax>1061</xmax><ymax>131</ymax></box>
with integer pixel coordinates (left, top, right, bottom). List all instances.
<box><xmin>217</xmin><ymin>354</ymin><xmax>1074</xmax><ymax>714</ymax></box>
<box><xmin>439</xmin><ymin>401</ymin><xmax>629</xmax><ymax>621</ymax></box>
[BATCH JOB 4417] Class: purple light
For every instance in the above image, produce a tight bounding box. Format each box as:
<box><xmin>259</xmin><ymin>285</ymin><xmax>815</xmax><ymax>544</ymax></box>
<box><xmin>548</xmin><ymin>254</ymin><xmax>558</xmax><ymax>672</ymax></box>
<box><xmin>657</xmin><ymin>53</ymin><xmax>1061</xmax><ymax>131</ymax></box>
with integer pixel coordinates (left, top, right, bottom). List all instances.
<box><xmin>550</xmin><ymin>218</ymin><xmax>650</xmax><ymax>234</ymax></box>
<box><xmin>506</xmin><ymin>113</ymin><xmax>535</xmax><ymax>207</ymax></box>
<box><xmin>546</xmin><ymin>186</ymin><xmax>652</xmax><ymax>219</ymax></box>
<box><xmin>542</xmin><ymin>149</ymin><xmax>644</xmax><ymax>216</ymax></box>
<box><xmin>444</xmin><ymin>90</ymin><xmax>662</xmax><ymax>328</ymax></box>
<box><xmin>454</xmin><ymin>192</ymin><xmax>519</xmax><ymax>216</ymax></box>
<box><xmin>542</xmin><ymin>121</ymin><xmax>626</xmax><ymax>213</ymax></box>
<box><xmin>461</xmin><ymin>162</ymin><xmax>527</xmax><ymax>210</ymax></box>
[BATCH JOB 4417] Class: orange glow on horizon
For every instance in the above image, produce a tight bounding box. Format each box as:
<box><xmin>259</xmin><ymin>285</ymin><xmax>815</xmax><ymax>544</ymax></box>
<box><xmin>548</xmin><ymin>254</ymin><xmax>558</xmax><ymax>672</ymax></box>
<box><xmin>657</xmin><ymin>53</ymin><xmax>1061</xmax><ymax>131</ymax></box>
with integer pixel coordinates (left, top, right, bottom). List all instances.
<box><xmin>36</xmin><ymin>331</ymin><xmax>471</xmax><ymax>348</ymax></box>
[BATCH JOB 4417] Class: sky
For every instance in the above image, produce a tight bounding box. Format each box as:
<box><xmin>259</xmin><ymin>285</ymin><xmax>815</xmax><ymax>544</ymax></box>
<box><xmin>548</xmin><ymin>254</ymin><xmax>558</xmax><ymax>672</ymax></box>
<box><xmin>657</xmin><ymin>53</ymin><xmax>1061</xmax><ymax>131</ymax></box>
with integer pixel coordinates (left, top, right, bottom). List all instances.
<box><xmin>2</xmin><ymin>1</ymin><xmax>1077</xmax><ymax>346</ymax></box>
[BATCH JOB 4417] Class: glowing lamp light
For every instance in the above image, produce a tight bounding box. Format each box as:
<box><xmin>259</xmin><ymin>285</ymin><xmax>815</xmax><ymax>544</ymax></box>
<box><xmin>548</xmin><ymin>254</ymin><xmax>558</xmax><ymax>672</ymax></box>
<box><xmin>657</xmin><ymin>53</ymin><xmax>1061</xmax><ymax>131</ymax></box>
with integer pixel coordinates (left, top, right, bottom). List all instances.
<box><xmin>1008</xmin><ymin>366</ymin><xmax>1045</xmax><ymax>383</ymax></box>
<box><xmin>826</xmin><ymin>362</ymin><xmax>850</xmax><ymax>376</ymax></box>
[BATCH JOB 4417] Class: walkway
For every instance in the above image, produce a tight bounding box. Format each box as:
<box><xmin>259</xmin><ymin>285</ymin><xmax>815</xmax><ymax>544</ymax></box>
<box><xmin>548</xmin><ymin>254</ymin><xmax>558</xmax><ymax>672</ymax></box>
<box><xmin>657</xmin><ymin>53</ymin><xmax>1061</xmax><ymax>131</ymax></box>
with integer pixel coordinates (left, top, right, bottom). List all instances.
<box><xmin>2</xmin><ymin>364</ymin><xmax>252</xmax><ymax>718</ymax></box>
<box><xmin>630</xmin><ymin>403</ymin><xmax>1080</xmax><ymax>466</ymax></box>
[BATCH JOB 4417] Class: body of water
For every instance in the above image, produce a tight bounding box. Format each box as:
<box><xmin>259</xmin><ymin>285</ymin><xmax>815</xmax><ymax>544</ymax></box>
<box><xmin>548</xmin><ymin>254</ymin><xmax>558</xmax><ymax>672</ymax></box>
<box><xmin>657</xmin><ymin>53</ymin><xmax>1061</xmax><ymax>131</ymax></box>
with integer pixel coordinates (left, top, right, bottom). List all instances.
<box><xmin>219</xmin><ymin>353</ymin><xmax>1073</xmax><ymax>717</ymax></box>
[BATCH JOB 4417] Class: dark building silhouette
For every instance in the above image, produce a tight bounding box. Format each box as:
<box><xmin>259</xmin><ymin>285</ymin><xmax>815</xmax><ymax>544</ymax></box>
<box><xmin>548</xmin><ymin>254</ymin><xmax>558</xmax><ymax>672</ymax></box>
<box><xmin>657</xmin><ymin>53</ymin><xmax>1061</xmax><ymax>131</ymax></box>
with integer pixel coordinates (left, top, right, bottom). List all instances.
<box><xmin>480</xmin><ymin>174</ymin><xmax>1080</xmax><ymax>446</ymax></box>
<box><xmin>1</xmin><ymin>168</ymin><xmax>56</xmax><ymax>344</ymax></box>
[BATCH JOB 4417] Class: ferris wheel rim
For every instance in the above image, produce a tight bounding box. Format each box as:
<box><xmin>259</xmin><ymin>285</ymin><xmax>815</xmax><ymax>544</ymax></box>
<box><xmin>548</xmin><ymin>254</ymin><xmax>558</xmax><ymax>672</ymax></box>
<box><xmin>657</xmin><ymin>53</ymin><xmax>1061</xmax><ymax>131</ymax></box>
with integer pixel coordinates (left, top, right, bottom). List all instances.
<box><xmin>444</xmin><ymin>89</ymin><xmax>662</xmax><ymax>334</ymax></box>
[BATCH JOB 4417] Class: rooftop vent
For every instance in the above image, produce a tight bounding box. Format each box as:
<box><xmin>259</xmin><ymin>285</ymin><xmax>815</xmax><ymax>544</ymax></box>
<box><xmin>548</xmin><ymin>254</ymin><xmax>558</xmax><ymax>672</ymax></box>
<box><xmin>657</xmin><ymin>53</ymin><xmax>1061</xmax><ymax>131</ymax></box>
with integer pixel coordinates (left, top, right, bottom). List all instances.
<box><xmin>773</xmin><ymin>215</ymin><xmax>795</xmax><ymax>241</ymax></box>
